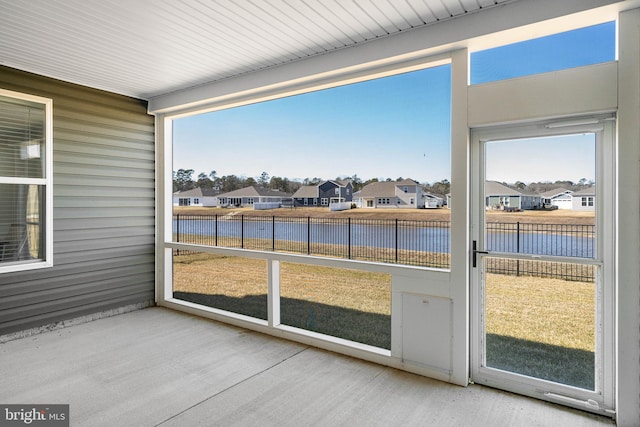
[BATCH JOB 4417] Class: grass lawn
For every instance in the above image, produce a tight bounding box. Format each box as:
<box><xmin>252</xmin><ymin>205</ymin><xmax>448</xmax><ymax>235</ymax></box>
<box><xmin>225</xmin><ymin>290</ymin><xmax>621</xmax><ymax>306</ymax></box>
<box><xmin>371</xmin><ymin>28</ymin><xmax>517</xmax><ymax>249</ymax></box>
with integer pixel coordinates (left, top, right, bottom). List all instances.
<box><xmin>485</xmin><ymin>272</ymin><xmax>595</xmax><ymax>389</ymax></box>
<box><xmin>173</xmin><ymin>253</ymin><xmax>392</xmax><ymax>348</ymax></box>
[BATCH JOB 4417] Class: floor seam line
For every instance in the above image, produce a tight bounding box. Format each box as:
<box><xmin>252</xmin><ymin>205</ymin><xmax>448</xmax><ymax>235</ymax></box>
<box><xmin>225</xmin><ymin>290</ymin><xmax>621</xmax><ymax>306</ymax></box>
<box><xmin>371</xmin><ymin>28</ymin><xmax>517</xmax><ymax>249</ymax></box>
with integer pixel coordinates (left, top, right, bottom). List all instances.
<box><xmin>154</xmin><ymin>346</ymin><xmax>310</xmax><ymax>426</ymax></box>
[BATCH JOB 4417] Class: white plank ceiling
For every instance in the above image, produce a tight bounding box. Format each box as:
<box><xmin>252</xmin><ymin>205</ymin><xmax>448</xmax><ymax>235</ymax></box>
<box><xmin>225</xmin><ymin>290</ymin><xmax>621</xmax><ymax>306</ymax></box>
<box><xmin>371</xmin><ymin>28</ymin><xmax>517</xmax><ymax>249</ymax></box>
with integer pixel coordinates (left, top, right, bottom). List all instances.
<box><xmin>0</xmin><ymin>0</ymin><xmax>513</xmax><ymax>100</ymax></box>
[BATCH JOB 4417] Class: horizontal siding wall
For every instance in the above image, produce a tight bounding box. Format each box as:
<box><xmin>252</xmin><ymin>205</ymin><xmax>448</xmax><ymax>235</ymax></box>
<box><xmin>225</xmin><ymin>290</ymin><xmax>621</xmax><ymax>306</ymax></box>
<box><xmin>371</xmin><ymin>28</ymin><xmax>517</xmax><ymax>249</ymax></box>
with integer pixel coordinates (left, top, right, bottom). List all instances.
<box><xmin>0</xmin><ymin>66</ymin><xmax>155</xmax><ymax>335</ymax></box>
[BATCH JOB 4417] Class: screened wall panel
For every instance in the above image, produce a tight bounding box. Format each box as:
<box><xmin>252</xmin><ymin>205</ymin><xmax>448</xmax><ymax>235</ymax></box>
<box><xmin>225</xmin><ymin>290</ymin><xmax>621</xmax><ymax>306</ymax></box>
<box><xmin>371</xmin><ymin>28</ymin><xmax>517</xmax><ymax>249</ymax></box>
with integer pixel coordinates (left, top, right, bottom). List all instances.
<box><xmin>0</xmin><ymin>66</ymin><xmax>155</xmax><ymax>336</ymax></box>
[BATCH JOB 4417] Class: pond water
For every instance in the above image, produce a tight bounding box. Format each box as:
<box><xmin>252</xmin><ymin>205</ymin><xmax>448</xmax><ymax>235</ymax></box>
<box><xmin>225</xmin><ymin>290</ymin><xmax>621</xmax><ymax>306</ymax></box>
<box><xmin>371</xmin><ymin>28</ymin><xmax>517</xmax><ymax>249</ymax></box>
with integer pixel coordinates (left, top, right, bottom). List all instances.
<box><xmin>173</xmin><ymin>217</ymin><xmax>594</xmax><ymax>258</ymax></box>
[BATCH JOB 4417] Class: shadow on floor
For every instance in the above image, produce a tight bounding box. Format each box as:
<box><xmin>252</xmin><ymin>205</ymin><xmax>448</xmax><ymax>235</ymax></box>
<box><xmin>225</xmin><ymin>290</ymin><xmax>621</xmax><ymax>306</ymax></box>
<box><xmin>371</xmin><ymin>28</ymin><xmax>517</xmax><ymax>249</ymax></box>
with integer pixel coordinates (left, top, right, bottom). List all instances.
<box><xmin>486</xmin><ymin>333</ymin><xmax>595</xmax><ymax>390</ymax></box>
<box><xmin>173</xmin><ymin>291</ymin><xmax>391</xmax><ymax>349</ymax></box>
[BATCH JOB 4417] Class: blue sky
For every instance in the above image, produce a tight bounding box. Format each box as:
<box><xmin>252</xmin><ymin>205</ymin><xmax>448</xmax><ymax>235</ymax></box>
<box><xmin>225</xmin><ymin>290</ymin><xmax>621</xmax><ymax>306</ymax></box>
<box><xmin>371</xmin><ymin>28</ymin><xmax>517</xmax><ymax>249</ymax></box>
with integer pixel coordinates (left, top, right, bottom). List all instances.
<box><xmin>485</xmin><ymin>134</ymin><xmax>595</xmax><ymax>184</ymax></box>
<box><xmin>173</xmin><ymin>21</ymin><xmax>614</xmax><ymax>185</ymax></box>
<box><xmin>173</xmin><ymin>65</ymin><xmax>451</xmax><ymax>183</ymax></box>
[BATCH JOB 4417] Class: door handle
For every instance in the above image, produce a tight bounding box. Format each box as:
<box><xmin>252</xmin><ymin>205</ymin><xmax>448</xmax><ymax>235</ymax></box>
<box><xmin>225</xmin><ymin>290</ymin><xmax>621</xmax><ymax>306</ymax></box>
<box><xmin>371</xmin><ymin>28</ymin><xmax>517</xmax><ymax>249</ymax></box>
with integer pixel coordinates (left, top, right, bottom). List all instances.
<box><xmin>472</xmin><ymin>240</ymin><xmax>489</xmax><ymax>268</ymax></box>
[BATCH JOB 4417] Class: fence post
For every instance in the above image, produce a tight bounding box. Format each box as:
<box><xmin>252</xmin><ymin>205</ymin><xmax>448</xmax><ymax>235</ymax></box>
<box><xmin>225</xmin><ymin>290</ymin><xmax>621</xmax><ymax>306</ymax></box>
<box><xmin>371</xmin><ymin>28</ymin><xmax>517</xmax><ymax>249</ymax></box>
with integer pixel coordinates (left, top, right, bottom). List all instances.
<box><xmin>272</xmin><ymin>216</ymin><xmax>275</xmax><ymax>251</ymax></box>
<box><xmin>307</xmin><ymin>216</ymin><xmax>311</xmax><ymax>255</ymax></box>
<box><xmin>175</xmin><ymin>214</ymin><xmax>180</xmax><ymax>256</ymax></box>
<box><xmin>215</xmin><ymin>215</ymin><xmax>218</xmax><ymax>246</ymax></box>
<box><xmin>516</xmin><ymin>221</ymin><xmax>520</xmax><ymax>277</ymax></box>
<box><xmin>348</xmin><ymin>217</ymin><xmax>351</xmax><ymax>260</ymax></box>
<box><xmin>395</xmin><ymin>219</ymin><xmax>398</xmax><ymax>264</ymax></box>
<box><xmin>241</xmin><ymin>215</ymin><xmax>244</xmax><ymax>249</ymax></box>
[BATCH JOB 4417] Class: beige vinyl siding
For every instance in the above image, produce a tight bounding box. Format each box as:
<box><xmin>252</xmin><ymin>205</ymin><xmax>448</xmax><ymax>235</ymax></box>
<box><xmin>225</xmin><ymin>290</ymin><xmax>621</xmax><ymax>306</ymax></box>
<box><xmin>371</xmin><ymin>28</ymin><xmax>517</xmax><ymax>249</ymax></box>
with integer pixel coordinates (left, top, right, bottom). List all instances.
<box><xmin>0</xmin><ymin>66</ymin><xmax>155</xmax><ymax>335</ymax></box>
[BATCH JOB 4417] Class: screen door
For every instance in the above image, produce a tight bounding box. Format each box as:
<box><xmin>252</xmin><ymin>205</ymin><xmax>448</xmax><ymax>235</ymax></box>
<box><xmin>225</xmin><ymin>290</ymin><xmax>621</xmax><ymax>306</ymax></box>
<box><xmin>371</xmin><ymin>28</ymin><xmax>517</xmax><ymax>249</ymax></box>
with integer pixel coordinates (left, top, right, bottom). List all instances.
<box><xmin>470</xmin><ymin>118</ymin><xmax>615</xmax><ymax>416</ymax></box>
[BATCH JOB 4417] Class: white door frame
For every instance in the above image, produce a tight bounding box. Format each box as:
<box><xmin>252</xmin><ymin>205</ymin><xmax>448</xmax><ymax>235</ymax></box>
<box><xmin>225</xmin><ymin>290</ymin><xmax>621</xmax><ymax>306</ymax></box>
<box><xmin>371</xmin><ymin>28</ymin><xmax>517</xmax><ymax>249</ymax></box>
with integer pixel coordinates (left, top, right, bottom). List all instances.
<box><xmin>469</xmin><ymin>117</ymin><xmax>616</xmax><ymax>416</ymax></box>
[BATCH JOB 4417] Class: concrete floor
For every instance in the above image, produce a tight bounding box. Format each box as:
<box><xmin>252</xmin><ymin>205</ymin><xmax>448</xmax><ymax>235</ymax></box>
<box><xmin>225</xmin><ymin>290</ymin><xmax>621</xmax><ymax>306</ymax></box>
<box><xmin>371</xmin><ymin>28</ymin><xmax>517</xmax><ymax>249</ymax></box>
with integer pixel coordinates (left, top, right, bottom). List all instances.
<box><xmin>0</xmin><ymin>307</ymin><xmax>615</xmax><ymax>426</ymax></box>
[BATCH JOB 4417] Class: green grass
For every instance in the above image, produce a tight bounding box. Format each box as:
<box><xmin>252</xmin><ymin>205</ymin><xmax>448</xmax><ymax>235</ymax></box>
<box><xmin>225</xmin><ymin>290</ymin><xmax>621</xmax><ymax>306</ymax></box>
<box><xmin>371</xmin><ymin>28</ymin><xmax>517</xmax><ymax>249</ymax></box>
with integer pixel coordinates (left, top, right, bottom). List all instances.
<box><xmin>173</xmin><ymin>253</ymin><xmax>392</xmax><ymax>349</ymax></box>
<box><xmin>486</xmin><ymin>334</ymin><xmax>594</xmax><ymax>390</ymax></box>
<box><xmin>484</xmin><ymin>270</ymin><xmax>595</xmax><ymax>390</ymax></box>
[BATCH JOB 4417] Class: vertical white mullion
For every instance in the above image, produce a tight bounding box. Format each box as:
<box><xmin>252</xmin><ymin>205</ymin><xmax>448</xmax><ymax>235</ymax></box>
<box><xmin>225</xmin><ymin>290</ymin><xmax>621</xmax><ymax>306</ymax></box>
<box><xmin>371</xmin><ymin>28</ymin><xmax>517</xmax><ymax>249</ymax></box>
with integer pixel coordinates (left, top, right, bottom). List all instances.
<box><xmin>450</xmin><ymin>48</ymin><xmax>470</xmax><ymax>387</ymax></box>
<box><xmin>44</xmin><ymin>97</ymin><xmax>53</xmax><ymax>266</ymax></box>
<box><xmin>156</xmin><ymin>114</ymin><xmax>174</xmax><ymax>304</ymax></box>
<box><xmin>599</xmin><ymin>120</ymin><xmax>616</xmax><ymax>410</ymax></box>
<box><xmin>616</xmin><ymin>8</ymin><xmax>640</xmax><ymax>426</ymax></box>
<box><xmin>268</xmin><ymin>259</ymin><xmax>280</xmax><ymax>327</ymax></box>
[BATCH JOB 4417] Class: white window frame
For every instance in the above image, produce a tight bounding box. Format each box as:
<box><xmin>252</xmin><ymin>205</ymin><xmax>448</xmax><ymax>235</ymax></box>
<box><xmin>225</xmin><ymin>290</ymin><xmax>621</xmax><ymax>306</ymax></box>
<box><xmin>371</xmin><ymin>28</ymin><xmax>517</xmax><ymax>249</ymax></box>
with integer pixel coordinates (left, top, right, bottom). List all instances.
<box><xmin>0</xmin><ymin>89</ymin><xmax>53</xmax><ymax>274</ymax></box>
<box><xmin>470</xmin><ymin>117</ymin><xmax>616</xmax><ymax>416</ymax></box>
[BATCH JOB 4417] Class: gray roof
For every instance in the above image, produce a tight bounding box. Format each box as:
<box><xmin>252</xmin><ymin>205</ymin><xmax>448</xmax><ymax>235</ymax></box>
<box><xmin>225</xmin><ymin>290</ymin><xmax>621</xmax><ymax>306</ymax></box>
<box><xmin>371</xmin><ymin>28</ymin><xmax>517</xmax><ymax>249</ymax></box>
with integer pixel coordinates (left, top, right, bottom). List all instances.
<box><xmin>292</xmin><ymin>185</ymin><xmax>318</xmax><ymax>198</ymax></box>
<box><xmin>485</xmin><ymin>181</ymin><xmax>525</xmax><ymax>196</ymax></box>
<box><xmin>173</xmin><ymin>187</ymin><xmax>220</xmax><ymax>197</ymax></box>
<box><xmin>359</xmin><ymin>179</ymin><xmax>418</xmax><ymax>198</ymax></box>
<box><xmin>540</xmin><ymin>187</ymin><xmax>573</xmax><ymax>198</ymax></box>
<box><xmin>292</xmin><ymin>180</ymin><xmax>352</xmax><ymax>198</ymax></box>
<box><xmin>424</xmin><ymin>192</ymin><xmax>445</xmax><ymax>199</ymax></box>
<box><xmin>218</xmin><ymin>186</ymin><xmax>291</xmax><ymax>198</ymax></box>
<box><xmin>572</xmin><ymin>186</ymin><xmax>596</xmax><ymax>196</ymax></box>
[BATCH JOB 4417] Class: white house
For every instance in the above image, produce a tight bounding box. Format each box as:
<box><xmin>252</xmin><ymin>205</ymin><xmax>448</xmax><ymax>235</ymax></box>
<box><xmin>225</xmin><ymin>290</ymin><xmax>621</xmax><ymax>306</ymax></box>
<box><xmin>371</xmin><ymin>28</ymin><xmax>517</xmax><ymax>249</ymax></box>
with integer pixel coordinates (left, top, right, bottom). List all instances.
<box><xmin>572</xmin><ymin>186</ymin><xmax>596</xmax><ymax>211</ymax></box>
<box><xmin>540</xmin><ymin>187</ymin><xmax>574</xmax><ymax>209</ymax></box>
<box><xmin>217</xmin><ymin>186</ymin><xmax>291</xmax><ymax>208</ymax></box>
<box><xmin>172</xmin><ymin>187</ymin><xmax>220</xmax><ymax>207</ymax></box>
<box><xmin>357</xmin><ymin>179</ymin><xmax>424</xmax><ymax>208</ymax></box>
<box><xmin>423</xmin><ymin>192</ymin><xmax>445</xmax><ymax>208</ymax></box>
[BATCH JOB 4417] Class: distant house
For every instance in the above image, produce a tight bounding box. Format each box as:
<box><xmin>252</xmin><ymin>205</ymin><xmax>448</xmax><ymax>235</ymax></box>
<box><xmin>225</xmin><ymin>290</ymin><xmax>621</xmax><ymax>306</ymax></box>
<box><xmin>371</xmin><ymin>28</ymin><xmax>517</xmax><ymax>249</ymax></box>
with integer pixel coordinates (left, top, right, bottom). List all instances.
<box><xmin>292</xmin><ymin>180</ymin><xmax>353</xmax><ymax>207</ymax></box>
<box><xmin>217</xmin><ymin>186</ymin><xmax>292</xmax><ymax>208</ymax></box>
<box><xmin>357</xmin><ymin>179</ymin><xmax>423</xmax><ymax>208</ymax></box>
<box><xmin>540</xmin><ymin>187</ymin><xmax>574</xmax><ymax>209</ymax></box>
<box><xmin>572</xmin><ymin>186</ymin><xmax>596</xmax><ymax>211</ymax></box>
<box><xmin>172</xmin><ymin>187</ymin><xmax>220</xmax><ymax>207</ymax></box>
<box><xmin>423</xmin><ymin>192</ymin><xmax>445</xmax><ymax>208</ymax></box>
<box><xmin>485</xmin><ymin>181</ymin><xmax>541</xmax><ymax>210</ymax></box>
<box><xmin>292</xmin><ymin>185</ymin><xmax>319</xmax><ymax>206</ymax></box>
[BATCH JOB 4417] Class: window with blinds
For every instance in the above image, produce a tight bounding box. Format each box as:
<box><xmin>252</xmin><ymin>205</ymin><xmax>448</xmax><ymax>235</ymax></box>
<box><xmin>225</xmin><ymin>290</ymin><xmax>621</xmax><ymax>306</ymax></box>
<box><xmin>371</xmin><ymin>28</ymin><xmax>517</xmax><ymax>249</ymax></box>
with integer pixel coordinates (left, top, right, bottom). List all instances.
<box><xmin>0</xmin><ymin>91</ymin><xmax>51</xmax><ymax>270</ymax></box>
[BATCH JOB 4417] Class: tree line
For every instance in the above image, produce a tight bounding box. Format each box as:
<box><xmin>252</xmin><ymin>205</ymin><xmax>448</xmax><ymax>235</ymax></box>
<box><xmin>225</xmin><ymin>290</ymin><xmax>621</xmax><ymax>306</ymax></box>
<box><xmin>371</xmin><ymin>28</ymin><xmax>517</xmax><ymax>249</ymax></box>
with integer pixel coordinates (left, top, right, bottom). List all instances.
<box><xmin>173</xmin><ymin>169</ymin><xmax>452</xmax><ymax>195</ymax></box>
<box><xmin>507</xmin><ymin>179</ymin><xmax>595</xmax><ymax>194</ymax></box>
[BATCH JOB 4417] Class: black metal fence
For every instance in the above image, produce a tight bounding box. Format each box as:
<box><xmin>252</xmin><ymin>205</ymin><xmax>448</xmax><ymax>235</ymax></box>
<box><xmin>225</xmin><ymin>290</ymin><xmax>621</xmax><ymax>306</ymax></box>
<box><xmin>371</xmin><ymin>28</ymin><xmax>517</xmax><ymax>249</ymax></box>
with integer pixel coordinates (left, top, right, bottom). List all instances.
<box><xmin>484</xmin><ymin>257</ymin><xmax>594</xmax><ymax>282</ymax></box>
<box><xmin>173</xmin><ymin>214</ymin><xmax>595</xmax><ymax>281</ymax></box>
<box><xmin>486</xmin><ymin>222</ymin><xmax>595</xmax><ymax>258</ymax></box>
<box><xmin>173</xmin><ymin>214</ymin><xmax>450</xmax><ymax>268</ymax></box>
<box><xmin>485</xmin><ymin>222</ymin><xmax>595</xmax><ymax>282</ymax></box>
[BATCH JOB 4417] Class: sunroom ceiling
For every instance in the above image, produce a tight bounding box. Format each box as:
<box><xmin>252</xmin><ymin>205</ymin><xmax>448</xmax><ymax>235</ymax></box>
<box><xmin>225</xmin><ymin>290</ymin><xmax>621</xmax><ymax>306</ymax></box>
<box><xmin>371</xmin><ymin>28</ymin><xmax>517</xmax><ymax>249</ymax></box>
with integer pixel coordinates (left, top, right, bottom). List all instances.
<box><xmin>0</xmin><ymin>0</ymin><xmax>514</xmax><ymax>100</ymax></box>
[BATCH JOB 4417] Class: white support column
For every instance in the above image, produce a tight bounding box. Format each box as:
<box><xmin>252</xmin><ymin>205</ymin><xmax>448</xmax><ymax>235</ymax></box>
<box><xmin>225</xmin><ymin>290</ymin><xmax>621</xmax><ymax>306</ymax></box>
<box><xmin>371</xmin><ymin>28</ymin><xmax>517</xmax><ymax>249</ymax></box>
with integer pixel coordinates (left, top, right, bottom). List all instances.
<box><xmin>449</xmin><ymin>48</ymin><xmax>470</xmax><ymax>386</ymax></box>
<box><xmin>268</xmin><ymin>259</ymin><xmax>281</xmax><ymax>327</ymax></box>
<box><xmin>616</xmin><ymin>8</ymin><xmax>640</xmax><ymax>427</ymax></box>
<box><xmin>155</xmin><ymin>115</ymin><xmax>174</xmax><ymax>304</ymax></box>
